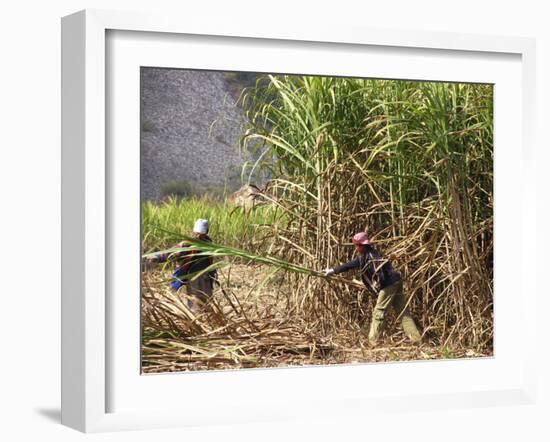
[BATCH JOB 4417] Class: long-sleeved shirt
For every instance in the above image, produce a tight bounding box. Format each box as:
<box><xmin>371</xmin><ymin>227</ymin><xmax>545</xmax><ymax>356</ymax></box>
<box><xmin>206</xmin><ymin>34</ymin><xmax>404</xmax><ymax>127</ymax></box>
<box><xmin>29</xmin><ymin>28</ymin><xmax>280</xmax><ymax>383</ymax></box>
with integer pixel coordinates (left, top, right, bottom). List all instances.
<box><xmin>333</xmin><ymin>246</ymin><xmax>401</xmax><ymax>294</ymax></box>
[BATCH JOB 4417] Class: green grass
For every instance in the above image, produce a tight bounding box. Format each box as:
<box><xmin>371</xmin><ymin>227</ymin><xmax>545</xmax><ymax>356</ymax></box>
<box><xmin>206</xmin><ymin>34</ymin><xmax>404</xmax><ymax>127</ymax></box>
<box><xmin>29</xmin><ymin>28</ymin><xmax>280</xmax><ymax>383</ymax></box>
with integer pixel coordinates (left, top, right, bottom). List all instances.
<box><xmin>441</xmin><ymin>346</ymin><xmax>456</xmax><ymax>359</ymax></box>
<box><xmin>141</xmin><ymin>196</ymin><xmax>282</xmax><ymax>253</ymax></box>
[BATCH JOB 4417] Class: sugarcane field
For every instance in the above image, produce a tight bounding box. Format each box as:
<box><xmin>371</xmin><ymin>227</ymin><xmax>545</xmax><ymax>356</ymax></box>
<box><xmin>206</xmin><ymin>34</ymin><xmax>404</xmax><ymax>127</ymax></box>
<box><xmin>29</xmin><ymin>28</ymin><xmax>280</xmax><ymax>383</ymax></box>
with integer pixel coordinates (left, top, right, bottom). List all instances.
<box><xmin>140</xmin><ymin>69</ymin><xmax>493</xmax><ymax>373</ymax></box>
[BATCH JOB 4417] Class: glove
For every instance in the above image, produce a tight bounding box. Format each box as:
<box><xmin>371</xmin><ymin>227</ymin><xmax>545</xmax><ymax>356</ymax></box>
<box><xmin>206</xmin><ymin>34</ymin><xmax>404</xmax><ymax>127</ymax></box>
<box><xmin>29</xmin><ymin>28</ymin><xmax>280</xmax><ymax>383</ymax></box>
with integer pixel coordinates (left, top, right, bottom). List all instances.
<box><xmin>323</xmin><ymin>268</ymin><xmax>335</xmax><ymax>277</ymax></box>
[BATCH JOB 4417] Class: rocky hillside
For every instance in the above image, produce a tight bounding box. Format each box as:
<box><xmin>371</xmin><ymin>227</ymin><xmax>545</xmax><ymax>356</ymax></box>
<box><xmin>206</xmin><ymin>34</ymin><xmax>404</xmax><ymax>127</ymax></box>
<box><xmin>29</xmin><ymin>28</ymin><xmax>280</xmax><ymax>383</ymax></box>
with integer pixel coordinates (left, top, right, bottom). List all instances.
<box><xmin>140</xmin><ymin>68</ymin><xmax>248</xmax><ymax>201</ymax></box>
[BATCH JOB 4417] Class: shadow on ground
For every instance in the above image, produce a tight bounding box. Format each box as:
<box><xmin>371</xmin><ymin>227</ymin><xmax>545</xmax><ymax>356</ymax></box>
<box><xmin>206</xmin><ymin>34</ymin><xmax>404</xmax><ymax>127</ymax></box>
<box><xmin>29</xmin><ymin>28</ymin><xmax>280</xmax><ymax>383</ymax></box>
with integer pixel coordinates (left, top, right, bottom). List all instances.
<box><xmin>35</xmin><ymin>408</ymin><xmax>61</xmax><ymax>423</ymax></box>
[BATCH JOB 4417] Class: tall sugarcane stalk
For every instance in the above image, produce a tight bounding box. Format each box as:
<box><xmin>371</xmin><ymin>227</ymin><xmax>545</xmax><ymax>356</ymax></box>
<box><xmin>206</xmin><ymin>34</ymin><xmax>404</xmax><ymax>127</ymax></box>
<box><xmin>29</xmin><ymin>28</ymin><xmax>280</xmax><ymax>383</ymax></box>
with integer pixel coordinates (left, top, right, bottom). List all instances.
<box><xmin>239</xmin><ymin>75</ymin><xmax>493</xmax><ymax>350</ymax></box>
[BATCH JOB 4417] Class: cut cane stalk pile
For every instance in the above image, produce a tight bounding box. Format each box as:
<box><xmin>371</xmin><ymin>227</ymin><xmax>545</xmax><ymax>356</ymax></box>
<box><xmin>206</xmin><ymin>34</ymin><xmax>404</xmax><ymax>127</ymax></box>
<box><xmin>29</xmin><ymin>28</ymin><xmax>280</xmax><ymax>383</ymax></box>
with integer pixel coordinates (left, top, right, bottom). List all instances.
<box><xmin>141</xmin><ymin>76</ymin><xmax>493</xmax><ymax>372</ymax></box>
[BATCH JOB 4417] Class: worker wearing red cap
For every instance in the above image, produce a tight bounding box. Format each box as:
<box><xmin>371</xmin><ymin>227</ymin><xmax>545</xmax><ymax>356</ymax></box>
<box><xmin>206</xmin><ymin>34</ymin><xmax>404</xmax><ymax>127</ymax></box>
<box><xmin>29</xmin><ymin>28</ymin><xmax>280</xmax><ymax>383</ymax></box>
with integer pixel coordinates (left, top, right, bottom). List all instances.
<box><xmin>324</xmin><ymin>232</ymin><xmax>421</xmax><ymax>345</ymax></box>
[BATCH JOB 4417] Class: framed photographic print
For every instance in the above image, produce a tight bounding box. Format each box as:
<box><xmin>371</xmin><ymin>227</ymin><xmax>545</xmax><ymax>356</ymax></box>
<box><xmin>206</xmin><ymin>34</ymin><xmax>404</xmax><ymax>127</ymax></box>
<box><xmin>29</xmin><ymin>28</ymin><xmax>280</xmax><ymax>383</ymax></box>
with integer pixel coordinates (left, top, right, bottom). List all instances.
<box><xmin>61</xmin><ymin>9</ymin><xmax>537</xmax><ymax>433</ymax></box>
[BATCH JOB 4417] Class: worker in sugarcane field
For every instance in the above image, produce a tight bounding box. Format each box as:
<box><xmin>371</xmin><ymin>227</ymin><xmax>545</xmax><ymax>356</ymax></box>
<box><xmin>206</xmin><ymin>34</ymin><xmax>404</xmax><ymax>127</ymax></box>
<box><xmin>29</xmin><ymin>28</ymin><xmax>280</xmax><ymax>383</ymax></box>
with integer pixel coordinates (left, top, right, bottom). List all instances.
<box><xmin>324</xmin><ymin>232</ymin><xmax>422</xmax><ymax>345</ymax></box>
<box><xmin>146</xmin><ymin>218</ymin><xmax>217</xmax><ymax>312</ymax></box>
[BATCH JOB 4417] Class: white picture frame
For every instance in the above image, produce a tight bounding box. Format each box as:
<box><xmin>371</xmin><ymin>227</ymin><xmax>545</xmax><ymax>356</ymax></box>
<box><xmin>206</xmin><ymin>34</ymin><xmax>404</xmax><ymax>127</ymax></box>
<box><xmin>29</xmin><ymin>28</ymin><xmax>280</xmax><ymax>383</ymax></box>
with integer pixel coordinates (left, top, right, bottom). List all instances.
<box><xmin>61</xmin><ymin>9</ymin><xmax>537</xmax><ymax>433</ymax></box>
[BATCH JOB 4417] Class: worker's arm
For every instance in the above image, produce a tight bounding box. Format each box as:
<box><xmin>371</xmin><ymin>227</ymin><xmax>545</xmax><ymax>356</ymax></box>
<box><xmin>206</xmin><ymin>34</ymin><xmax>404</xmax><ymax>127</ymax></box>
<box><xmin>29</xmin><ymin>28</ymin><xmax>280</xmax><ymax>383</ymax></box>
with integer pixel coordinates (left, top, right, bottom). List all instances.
<box><xmin>148</xmin><ymin>250</ymin><xmax>172</xmax><ymax>264</ymax></box>
<box><xmin>147</xmin><ymin>242</ymin><xmax>187</xmax><ymax>264</ymax></box>
<box><xmin>324</xmin><ymin>257</ymin><xmax>361</xmax><ymax>276</ymax></box>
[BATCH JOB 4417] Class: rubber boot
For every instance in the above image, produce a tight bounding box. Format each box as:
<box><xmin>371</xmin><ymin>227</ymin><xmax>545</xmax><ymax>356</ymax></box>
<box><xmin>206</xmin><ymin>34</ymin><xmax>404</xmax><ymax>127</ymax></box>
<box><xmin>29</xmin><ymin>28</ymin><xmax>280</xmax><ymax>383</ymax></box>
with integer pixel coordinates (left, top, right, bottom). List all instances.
<box><xmin>401</xmin><ymin>315</ymin><xmax>422</xmax><ymax>343</ymax></box>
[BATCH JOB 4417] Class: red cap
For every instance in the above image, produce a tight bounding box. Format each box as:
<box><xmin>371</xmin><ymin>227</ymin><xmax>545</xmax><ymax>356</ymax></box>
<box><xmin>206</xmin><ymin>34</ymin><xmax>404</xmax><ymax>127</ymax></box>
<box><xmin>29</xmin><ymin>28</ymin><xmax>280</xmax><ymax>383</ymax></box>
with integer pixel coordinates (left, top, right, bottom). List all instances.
<box><xmin>352</xmin><ymin>232</ymin><xmax>370</xmax><ymax>245</ymax></box>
